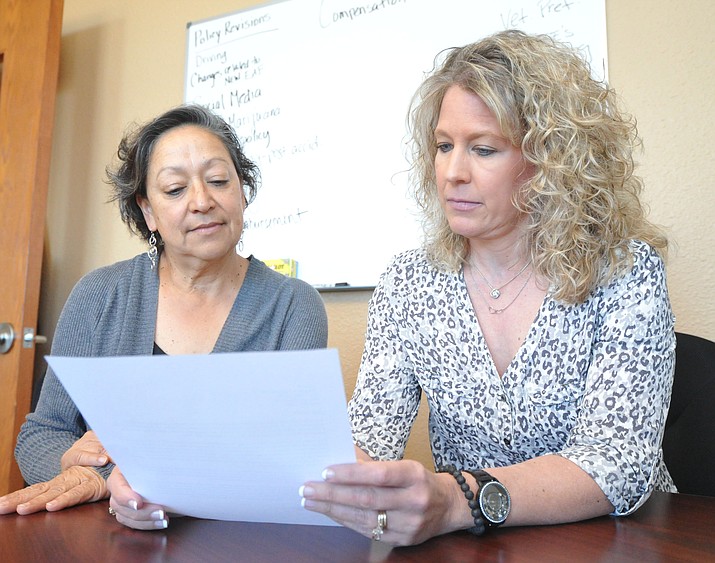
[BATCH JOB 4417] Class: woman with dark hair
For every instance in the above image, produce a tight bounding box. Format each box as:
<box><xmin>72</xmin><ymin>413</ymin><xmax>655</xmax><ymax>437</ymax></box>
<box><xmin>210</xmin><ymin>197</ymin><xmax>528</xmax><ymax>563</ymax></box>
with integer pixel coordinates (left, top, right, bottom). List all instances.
<box><xmin>300</xmin><ymin>30</ymin><xmax>675</xmax><ymax>546</ymax></box>
<box><xmin>0</xmin><ymin>105</ymin><xmax>328</xmax><ymax>530</ymax></box>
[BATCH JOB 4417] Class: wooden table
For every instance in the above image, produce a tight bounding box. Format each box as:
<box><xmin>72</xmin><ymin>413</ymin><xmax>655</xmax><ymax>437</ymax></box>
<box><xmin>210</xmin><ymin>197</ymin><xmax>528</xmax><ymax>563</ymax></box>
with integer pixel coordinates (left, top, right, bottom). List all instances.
<box><xmin>1</xmin><ymin>492</ymin><xmax>714</xmax><ymax>562</ymax></box>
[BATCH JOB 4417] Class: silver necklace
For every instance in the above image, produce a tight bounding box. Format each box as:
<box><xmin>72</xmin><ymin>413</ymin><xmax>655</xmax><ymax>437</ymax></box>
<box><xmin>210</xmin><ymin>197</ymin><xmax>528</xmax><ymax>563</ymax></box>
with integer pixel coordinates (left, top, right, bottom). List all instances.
<box><xmin>467</xmin><ymin>264</ymin><xmax>533</xmax><ymax>314</ymax></box>
<box><xmin>470</xmin><ymin>259</ymin><xmax>531</xmax><ymax>299</ymax></box>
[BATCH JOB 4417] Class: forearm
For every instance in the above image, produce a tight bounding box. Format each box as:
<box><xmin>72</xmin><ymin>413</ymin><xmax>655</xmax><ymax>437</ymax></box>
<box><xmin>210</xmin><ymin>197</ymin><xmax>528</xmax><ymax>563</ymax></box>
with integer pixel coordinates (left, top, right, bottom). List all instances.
<box><xmin>15</xmin><ymin>421</ymin><xmax>78</xmax><ymax>484</ymax></box>
<box><xmin>354</xmin><ymin>447</ymin><xmax>610</xmax><ymax>530</ymax></box>
<box><xmin>15</xmin><ymin>369</ymin><xmax>87</xmax><ymax>484</ymax></box>
<box><xmin>482</xmin><ymin>455</ymin><xmax>613</xmax><ymax>527</ymax></box>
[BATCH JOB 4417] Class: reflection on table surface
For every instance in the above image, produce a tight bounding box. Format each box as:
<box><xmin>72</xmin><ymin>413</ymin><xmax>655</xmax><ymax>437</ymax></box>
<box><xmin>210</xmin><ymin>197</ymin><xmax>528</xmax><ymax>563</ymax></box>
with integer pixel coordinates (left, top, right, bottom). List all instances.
<box><xmin>1</xmin><ymin>491</ymin><xmax>714</xmax><ymax>562</ymax></box>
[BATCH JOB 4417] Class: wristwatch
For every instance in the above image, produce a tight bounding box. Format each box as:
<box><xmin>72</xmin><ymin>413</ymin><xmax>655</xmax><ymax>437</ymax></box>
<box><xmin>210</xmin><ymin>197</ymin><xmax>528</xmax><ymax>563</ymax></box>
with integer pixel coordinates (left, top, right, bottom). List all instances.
<box><xmin>470</xmin><ymin>470</ymin><xmax>511</xmax><ymax>527</ymax></box>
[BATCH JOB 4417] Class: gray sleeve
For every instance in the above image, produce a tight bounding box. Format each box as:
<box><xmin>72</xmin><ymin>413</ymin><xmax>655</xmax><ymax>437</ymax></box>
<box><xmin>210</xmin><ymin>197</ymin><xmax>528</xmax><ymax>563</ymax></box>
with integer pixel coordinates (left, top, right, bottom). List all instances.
<box><xmin>16</xmin><ymin>256</ymin><xmax>326</xmax><ymax>484</ymax></box>
<box><xmin>15</xmin><ymin>273</ymin><xmax>115</xmax><ymax>484</ymax></box>
<box><xmin>220</xmin><ymin>258</ymin><xmax>328</xmax><ymax>352</ymax></box>
<box><xmin>275</xmin><ymin>278</ymin><xmax>328</xmax><ymax>351</ymax></box>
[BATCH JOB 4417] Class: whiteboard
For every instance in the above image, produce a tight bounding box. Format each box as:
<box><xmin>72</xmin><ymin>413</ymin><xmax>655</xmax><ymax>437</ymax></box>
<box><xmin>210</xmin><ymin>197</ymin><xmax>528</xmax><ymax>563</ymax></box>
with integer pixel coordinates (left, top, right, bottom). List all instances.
<box><xmin>185</xmin><ymin>0</ymin><xmax>607</xmax><ymax>288</ymax></box>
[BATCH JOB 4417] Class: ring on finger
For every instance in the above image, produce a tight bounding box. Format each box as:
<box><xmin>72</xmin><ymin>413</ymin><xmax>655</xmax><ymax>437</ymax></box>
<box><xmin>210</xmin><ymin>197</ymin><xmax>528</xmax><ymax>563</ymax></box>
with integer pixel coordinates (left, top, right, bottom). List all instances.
<box><xmin>371</xmin><ymin>510</ymin><xmax>388</xmax><ymax>541</ymax></box>
<box><xmin>108</xmin><ymin>506</ymin><xmax>117</xmax><ymax>517</ymax></box>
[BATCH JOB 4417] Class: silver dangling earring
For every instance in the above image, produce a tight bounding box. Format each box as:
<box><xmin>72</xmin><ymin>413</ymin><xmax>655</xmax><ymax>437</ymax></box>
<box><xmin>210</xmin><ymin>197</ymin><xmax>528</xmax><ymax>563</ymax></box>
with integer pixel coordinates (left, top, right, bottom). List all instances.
<box><xmin>237</xmin><ymin>237</ymin><xmax>244</xmax><ymax>253</ymax></box>
<box><xmin>147</xmin><ymin>231</ymin><xmax>158</xmax><ymax>270</ymax></box>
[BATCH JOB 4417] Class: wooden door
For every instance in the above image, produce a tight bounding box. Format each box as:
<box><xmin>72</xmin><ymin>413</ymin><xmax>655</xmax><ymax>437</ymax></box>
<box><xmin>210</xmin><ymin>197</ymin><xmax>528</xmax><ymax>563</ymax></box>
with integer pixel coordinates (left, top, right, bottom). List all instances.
<box><xmin>0</xmin><ymin>0</ymin><xmax>63</xmax><ymax>495</ymax></box>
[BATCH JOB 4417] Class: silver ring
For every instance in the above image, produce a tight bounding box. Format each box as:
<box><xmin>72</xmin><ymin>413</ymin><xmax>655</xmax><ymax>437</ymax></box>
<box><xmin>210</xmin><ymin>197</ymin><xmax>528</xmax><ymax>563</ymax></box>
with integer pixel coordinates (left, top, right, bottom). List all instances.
<box><xmin>108</xmin><ymin>506</ymin><xmax>117</xmax><ymax>516</ymax></box>
<box><xmin>371</xmin><ymin>510</ymin><xmax>387</xmax><ymax>541</ymax></box>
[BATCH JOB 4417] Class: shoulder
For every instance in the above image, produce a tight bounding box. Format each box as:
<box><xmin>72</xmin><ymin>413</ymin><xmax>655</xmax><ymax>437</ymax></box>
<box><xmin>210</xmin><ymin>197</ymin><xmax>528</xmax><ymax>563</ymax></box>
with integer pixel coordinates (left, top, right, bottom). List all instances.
<box><xmin>67</xmin><ymin>254</ymin><xmax>151</xmax><ymax>307</ymax></box>
<box><xmin>53</xmin><ymin>254</ymin><xmax>153</xmax><ymax>355</ymax></box>
<box><xmin>237</xmin><ymin>257</ymin><xmax>328</xmax><ymax>349</ymax></box>
<box><xmin>378</xmin><ymin>248</ymin><xmax>453</xmax><ymax>292</ymax></box>
<box><xmin>369</xmin><ymin>248</ymin><xmax>460</xmax><ymax>317</ymax></box>
<box><xmin>631</xmin><ymin>239</ymin><xmax>665</xmax><ymax>272</ymax></box>
<box><xmin>380</xmin><ymin>248</ymin><xmax>435</xmax><ymax>283</ymax></box>
<box><xmin>594</xmin><ymin>240</ymin><xmax>674</xmax><ymax>331</ymax></box>
<box><xmin>603</xmin><ymin>240</ymin><xmax>667</xmax><ymax>296</ymax></box>
<box><xmin>388</xmin><ymin>247</ymin><xmax>430</xmax><ymax>268</ymax></box>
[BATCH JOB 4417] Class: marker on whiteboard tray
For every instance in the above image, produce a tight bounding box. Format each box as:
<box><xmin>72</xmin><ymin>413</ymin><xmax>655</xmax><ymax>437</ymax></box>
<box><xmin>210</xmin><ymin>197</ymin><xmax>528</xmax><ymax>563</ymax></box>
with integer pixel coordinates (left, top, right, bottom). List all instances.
<box><xmin>335</xmin><ymin>282</ymin><xmax>350</xmax><ymax>287</ymax></box>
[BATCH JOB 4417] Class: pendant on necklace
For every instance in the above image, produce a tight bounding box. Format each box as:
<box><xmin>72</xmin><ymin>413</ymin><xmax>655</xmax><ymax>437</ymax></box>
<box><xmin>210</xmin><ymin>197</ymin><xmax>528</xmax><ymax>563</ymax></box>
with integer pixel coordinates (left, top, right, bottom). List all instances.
<box><xmin>490</xmin><ymin>288</ymin><xmax>501</xmax><ymax>299</ymax></box>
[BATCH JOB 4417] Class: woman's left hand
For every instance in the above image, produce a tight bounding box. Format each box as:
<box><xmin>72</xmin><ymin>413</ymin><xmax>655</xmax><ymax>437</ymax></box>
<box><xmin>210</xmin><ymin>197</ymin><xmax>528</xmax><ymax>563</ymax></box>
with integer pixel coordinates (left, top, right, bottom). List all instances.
<box><xmin>107</xmin><ymin>467</ymin><xmax>169</xmax><ymax>531</ymax></box>
<box><xmin>300</xmin><ymin>459</ymin><xmax>464</xmax><ymax>546</ymax></box>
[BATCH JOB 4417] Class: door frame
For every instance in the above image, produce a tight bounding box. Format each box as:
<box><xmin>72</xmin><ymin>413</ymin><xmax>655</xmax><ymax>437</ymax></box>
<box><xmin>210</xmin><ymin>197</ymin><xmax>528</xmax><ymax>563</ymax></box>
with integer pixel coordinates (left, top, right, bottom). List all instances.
<box><xmin>0</xmin><ymin>0</ymin><xmax>64</xmax><ymax>495</ymax></box>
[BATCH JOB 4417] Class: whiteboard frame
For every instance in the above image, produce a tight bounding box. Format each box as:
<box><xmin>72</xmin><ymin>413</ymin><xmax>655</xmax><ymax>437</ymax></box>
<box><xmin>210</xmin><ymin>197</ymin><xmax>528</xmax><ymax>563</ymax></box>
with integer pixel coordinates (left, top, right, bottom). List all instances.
<box><xmin>184</xmin><ymin>0</ymin><xmax>608</xmax><ymax>289</ymax></box>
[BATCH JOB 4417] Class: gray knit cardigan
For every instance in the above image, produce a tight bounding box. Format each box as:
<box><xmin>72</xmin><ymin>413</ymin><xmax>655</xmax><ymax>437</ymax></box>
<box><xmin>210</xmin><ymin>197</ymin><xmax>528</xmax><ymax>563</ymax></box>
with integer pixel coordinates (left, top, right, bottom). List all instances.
<box><xmin>15</xmin><ymin>253</ymin><xmax>328</xmax><ymax>484</ymax></box>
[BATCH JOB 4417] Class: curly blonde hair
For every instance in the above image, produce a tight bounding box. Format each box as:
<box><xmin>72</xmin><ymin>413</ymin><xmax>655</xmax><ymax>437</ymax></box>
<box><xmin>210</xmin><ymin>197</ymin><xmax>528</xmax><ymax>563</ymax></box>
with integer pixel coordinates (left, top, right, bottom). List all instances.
<box><xmin>408</xmin><ymin>30</ymin><xmax>667</xmax><ymax>304</ymax></box>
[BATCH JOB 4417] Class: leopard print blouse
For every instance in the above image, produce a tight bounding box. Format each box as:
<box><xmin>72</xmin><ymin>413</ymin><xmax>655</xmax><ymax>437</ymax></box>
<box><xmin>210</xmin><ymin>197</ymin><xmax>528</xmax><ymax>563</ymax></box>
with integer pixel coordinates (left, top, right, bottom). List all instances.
<box><xmin>349</xmin><ymin>240</ymin><xmax>676</xmax><ymax>515</ymax></box>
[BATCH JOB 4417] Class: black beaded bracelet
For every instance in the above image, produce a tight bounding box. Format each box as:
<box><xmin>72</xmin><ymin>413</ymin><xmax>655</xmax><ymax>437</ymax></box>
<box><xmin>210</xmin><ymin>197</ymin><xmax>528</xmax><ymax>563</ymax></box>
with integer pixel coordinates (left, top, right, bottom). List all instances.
<box><xmin>438</xmin><ymin>464</ymin><xmax>486</xmax><ymax>536</ymax></box>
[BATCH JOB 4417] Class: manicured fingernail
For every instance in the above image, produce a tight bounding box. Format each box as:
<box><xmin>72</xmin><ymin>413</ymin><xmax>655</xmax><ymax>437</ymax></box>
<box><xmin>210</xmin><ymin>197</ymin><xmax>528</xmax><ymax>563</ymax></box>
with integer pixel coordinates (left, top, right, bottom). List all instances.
<box><xmin>98</xmin><ymin>456</ymin><xmax>108</xmax><ymax>464</ymax></box>
<box><xmin>299</xmin><ymin>485</ymin><xmax>314</xmax><ymax>498</ymax></box>
<box><xmin>154</xmin><ymin>519</ymin><xmax>168</xmax><ymax>529</ymax></box>
<box><xmin>298</xmin><ymin>485</ymin><xmax>305</xmax><ymax>497</ymax></box>
<box><xmin>150</xmin><ymin>510</ymin><xmax>165</xmax><ymax>520</ymax></box>
<box><xmin>128</xmin><ymin>499</ymin><xmax>138</xmax><ymax>511</ymax></box>
<box><xmin>321</xmin><ymin>468</ymin><xmax>334</xmax><ymax>480</ymax></box>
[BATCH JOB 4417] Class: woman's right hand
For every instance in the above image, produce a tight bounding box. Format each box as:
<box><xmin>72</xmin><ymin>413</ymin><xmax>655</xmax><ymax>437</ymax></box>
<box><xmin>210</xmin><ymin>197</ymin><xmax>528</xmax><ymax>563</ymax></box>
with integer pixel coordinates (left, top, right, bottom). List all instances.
<box><xmin>0</xmin><ymin>465</ymin><xmax>108</xmax><ymax>515</ymax></box>
<box><xmin>61</xmin><ymin>430</ymin><xmax>110</xmax><ymax>470</ymax></box>
<box><xmin>300</xmin><ymin>458</ymin><xmax>465</xmax><ymax>546</ymax></box>
<box><xmin>0</xmin><ymin>430</ymin><xmax>112</xmax><ymax>515</ymax></box>
<box><xmin>107</xmin><ymin>467</ymin><xmax>169</xmax><ymax>530</ymax></box>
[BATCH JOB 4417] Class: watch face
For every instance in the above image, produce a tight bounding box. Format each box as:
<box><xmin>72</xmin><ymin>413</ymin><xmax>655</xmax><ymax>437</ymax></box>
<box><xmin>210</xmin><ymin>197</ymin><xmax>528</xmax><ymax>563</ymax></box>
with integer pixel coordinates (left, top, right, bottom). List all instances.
<box><xmin>479</xmin><ymin>481</ymin><xmax>511</xmax><ymax>524</ymax></box>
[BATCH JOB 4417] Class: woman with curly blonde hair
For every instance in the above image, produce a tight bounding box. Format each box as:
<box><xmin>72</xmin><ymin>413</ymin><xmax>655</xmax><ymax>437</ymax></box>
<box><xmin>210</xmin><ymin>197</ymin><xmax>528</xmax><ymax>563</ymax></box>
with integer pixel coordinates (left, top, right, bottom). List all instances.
<box><xmin>301</xmin><ymin>30</ymin><xmax>676</xmax><ymax>546</ymax></box>
<box><xmin>410</xmin><ymin>29</ymin><xmax>667</xmax><ymax>304</ymax></box>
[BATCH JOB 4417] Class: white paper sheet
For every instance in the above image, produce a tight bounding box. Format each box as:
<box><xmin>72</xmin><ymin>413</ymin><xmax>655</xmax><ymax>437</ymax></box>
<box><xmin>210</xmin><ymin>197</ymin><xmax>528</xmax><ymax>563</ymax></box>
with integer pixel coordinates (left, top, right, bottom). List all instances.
<box><xmin>46</xmin><ymin>348</ymin><xmax>356</xmax><ymax>526</ymax></box>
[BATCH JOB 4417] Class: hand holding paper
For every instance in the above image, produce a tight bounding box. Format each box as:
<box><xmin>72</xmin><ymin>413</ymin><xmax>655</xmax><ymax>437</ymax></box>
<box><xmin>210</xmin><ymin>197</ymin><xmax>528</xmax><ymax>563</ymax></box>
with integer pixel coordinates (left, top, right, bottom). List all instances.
<box><xmin>47</xmin><ymin>348</ymin><xmax>355</xmax><ymax>526</ymax></box>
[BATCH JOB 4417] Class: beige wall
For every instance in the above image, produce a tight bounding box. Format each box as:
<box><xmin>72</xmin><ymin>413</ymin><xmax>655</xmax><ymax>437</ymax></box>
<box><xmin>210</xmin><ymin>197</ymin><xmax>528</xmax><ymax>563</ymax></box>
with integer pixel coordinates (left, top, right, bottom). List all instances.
<box><xmin>38</xmin><ymin>1</ymin><xmax>715</xmax><ymax>469</ymax></box>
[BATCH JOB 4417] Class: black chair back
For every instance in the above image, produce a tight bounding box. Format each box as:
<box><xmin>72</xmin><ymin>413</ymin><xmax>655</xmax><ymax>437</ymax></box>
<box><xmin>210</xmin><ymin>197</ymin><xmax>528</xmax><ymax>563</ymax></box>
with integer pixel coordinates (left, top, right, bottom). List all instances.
<box><xmin>662</xmin><ymin>332</ymin><xmax>715</xmax><ymax>496</ymax></box>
